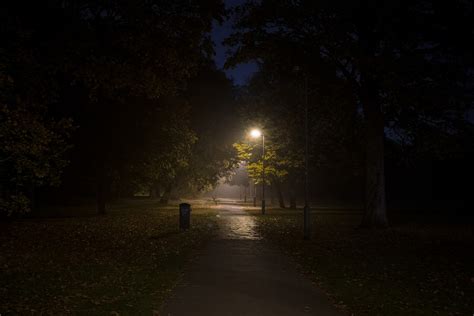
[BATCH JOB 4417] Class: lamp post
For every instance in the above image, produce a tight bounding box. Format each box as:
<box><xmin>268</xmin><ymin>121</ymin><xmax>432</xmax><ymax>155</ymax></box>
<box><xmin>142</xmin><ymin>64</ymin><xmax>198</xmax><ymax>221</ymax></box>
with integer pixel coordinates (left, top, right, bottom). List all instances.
<box><xmin>303</xmin><ymin>74</ymin><xmax>310</xmax><ymax>240</ymax></box>
<box><xmin>250</xmin><ymin>129</ymin><xmax>265</xmax><ymax>215</ymax></box>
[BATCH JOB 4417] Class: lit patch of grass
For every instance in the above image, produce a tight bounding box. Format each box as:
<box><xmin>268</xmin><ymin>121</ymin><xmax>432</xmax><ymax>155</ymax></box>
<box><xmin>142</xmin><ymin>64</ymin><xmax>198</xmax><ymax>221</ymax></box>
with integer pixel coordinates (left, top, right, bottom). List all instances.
<box><xmin>250</xmin><ymin>208</ymin><xmax>474</xmax><ymax>316</ymax></box>
<box><xmin>0</xmin><ymin>202</ymin><xmax>218</xmax><ymax>314</ymax></box>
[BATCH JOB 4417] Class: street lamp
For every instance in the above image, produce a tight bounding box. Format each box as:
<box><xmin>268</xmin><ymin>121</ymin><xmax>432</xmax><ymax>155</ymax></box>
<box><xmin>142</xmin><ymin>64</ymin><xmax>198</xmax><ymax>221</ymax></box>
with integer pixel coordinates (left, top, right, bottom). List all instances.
<box><xmin>303</xmin><ymin>73</ymin><xmax>310</xmax><ymax>240</ymax></box>
<box><xmin>250</xmin><ymin>128</ymin><xmax>265</xmax><ymax>215</ymax></box>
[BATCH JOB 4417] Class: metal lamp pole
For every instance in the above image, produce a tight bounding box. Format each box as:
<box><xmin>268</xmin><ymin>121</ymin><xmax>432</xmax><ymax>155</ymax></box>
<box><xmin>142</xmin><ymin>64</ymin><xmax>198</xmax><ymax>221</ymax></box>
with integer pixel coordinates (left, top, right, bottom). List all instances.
<box><xmin>303</xmin><ymin>74</ymin><xmax>310</xmax><ymax>240</ymax></box>
<box><xmin>261</xmin><ymin>133</ymin><xmax>266</xmax><ymax>215</ymax></box>
<box><xmin>250</xmin><ymin>128</ymin><xmax>266</xmax><ymax>214</ymax></box>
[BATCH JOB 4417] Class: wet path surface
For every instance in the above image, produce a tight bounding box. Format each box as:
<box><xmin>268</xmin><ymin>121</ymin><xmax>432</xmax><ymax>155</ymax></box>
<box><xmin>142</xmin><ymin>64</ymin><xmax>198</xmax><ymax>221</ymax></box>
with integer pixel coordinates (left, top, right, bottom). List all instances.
<box><xmin>161</xmin><ymin>204</ymin><xmax>343</xmax><ymax>316</ymax></box>
<box><xmin>216</xmin><ymin>205</ymin><xmax>261</xmax><ymax>240</ymax></box>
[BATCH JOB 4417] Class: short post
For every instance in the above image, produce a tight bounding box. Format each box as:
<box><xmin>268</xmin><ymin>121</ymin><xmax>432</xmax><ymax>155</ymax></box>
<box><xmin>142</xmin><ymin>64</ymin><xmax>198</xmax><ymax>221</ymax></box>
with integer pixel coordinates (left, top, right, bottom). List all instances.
<box><xmin>179</xmin><ymin>203</ymin><xmax>191</xmax><ymax>230</ymax></box>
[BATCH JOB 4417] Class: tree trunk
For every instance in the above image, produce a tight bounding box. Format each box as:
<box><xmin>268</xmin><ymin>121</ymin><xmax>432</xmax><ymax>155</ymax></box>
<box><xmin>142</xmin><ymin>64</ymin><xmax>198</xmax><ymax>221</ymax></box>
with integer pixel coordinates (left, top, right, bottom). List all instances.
<box><xmin>289</xmin><ymin>196</ymin><xmax>297</xmax><ymax>209</ymax></box>
<box><xmin>160</xmin><ymin>184</ymin><xmax>172</xmax><ymax>205</ymax></box>
<box><xmin>289</xmin><ymin>185</ymin><xmax>297</xmax><ymax>209</ymax></box>
<box><xmin>276</xmin><ymin>183</ymin><xmax>286</xmax><ymax>208</ymax></box>
<box><xmin>360</xmin><ymin>86</ymin><xmax>388</xmax><ymax>227</ymax></box>
<box><xmin>270</xmin><ymin>184</ymin><xmax>276</xmax><ymax>205</ymax></box>
<box><xmin>96</xmin><ymin>91</ymin><xmax>109</xmax><ymax>215</ymax></box>
<box><xmin>150</xmin><ymin>187</ymin><xmax>157</xmax><ymax>199</ymax></box>
<box><xmin>29</xmin><ymin>185</ymin><xmax>38</xmax><ymax>213</ymax></box>
<box><xmin>356</xmin><ymin>15</ymin><xmax>388</xmax><ymax>228</ymax></box>
<box><xmin>150</xmin><ymin>184</ymin><xmax>161</xmax><ymax>199</ymax></box>
<box><xmin>97</xmin><ymin>167</ymin><xmax>106</xmax><ymax>215</ymax></box>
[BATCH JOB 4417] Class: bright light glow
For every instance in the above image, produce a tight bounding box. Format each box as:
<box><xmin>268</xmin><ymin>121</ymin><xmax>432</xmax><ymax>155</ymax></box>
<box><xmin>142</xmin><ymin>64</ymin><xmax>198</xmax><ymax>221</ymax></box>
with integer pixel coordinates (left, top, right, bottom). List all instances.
<box><xmin>250</xmin><ymin>129</ymin><xmax>262</xmax><ymax>138</ymax></box>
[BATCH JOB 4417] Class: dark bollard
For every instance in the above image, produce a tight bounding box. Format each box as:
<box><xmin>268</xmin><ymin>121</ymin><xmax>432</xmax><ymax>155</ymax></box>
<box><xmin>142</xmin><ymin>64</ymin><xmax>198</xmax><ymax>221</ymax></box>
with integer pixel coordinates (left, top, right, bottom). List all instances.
<box><xmin>179</xmin><ymin>203</ymin><xmax>191</xmax><ymax>230</ymax></box>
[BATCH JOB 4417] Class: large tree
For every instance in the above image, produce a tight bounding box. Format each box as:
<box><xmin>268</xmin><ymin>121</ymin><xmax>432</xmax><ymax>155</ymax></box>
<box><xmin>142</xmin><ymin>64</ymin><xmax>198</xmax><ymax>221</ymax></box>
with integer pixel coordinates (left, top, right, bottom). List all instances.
<box><xmin>226</xmin><ymin>0</ymin><xmax>473</xmax><ymax>227</ymax></box>
<box><xmin>96</xmin><ymin>63</ymin><xmax>239</xmax><ymax>204</ymax></box>
<box><xmin>2</xmin><ymin>0</ymin><xmax>226</xmax><ymax>213</ymax></box>
<box><xmin>0</xmin><ymin>2</ymin><xmax>75</xmax><ymax>215</ymax></box>
<box><xmin>234</xmin><ymin>63</ymin><xmax>361</xmax><ymax>208</ymax></box>
<box><xmin>178</xmin><ymin>63</ymin><xmax>240</xmax><ymax>198</ymax></box>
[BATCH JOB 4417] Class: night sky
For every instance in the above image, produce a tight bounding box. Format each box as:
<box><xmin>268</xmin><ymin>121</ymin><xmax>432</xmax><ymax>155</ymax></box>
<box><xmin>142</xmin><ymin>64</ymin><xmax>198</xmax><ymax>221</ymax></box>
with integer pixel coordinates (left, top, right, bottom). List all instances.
<box><xmin>211</xmin><ymin>0</ymin><xmax>258</xmax><ymax>86</ymax></box>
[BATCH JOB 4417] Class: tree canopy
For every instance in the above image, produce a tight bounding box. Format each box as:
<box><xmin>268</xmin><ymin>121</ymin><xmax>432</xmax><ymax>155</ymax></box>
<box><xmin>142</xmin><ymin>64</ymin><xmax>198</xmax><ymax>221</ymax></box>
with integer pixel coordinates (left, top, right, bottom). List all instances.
<box><xmin>1</xmin><ymin>0</ymin><xmax>232</xmax><ymax>215</ymax></box>
<box><xmin>226</xmin><ymin>0</ymin><xmax>473</xmax><ymax>226</ymax></box>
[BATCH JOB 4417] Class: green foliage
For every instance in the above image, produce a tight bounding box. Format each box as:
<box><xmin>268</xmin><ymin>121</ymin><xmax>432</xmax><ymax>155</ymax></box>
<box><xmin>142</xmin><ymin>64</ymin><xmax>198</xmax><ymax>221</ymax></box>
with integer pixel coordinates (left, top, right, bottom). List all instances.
<box><xmin>123</xmin><ymin>103</ymin><xmax>199</xmax><ymax>195</ymax></box>
<box><xmin>227</xmin><ymin>0</ymin><xmax>473</xmax><ymax>153</ymax></box>
<box><xmin>228</xmin><ymin>0</ymin><xmax>473</xmax><ymax>225</ymax></box>
<box><xmin>63</xmin><ymin>0</ymin><xmax>224</xmax><ymax>100</ymax></box>
<box><xmin>113</xmin><ymin>62</ymin><xmax>240</xmax><ymax>200</ymax></box>
<box><xmin>0</xmin><ymin>193</ymin><xmax>30</xmax><ymax>217</ymax></box>
<box><xmin>0</xmin><ymin>105</ymin><xmax>73</xmax><ymax>187</ymax></box>
<box><xmin>228</xmin><ymin>163</ymin><xmax>250</xmax><ymax>188</ymax></box>
<box><xmin>181</xmin><ymin>143</ymin><xmax>237</xmax><ymax>194</ymax></box>
<box><xmin>0</xmin><ymin>3</ymin><xmax>78</xmax><ymax>214</ymax></box>
<box><xmin>0</xmin><ymin>104</ymin><xmax>74</xmax><ymax>215</ymax></box>
<box><xmin>233</xmin><ymin>137</ymin><xmax>298</xmax><ymax>185</ymax></box>
<box><xmin>1</xmin><ymin>0</ymin><xmax>228</xmax><ymax>211</ymax></box>
<box><xmin>235</xmin><ymin>64</ymin><xmax>364</xmax><ymax>186</ymax></box>
<box><xmin>170</xmin><ymin>63</ymin><xmax>240</xmax><ymax>197</ymax></box>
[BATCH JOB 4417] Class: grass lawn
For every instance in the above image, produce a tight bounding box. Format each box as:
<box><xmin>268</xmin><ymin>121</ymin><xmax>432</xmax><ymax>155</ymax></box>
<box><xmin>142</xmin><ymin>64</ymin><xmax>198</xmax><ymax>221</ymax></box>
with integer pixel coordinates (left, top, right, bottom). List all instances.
<box><xmin>0</xmin><ymin>199</ymin><xmax>218</xmax><ymax>315</ymax></box>
<box><xmin>247</xmin><ymin>208</ymin><xmax>474</xmax><ymax>316</ymax></box>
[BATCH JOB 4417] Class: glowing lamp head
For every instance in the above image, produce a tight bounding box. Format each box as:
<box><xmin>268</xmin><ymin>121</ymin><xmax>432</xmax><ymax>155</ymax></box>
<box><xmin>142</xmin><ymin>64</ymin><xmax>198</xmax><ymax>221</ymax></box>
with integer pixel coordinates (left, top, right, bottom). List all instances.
<box><xmin>250</xmin><ymin>129</ymin><xmax>262</xmax><ymax>138</ymax></box>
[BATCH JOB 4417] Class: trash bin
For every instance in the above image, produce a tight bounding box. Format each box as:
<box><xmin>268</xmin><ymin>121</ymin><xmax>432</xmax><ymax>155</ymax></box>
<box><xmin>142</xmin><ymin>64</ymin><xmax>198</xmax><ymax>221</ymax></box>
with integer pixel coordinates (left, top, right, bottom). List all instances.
<box><xmin>179</xmin><ymin>203</ymin><xmax>191</xmax><ymax>230</ymax></box>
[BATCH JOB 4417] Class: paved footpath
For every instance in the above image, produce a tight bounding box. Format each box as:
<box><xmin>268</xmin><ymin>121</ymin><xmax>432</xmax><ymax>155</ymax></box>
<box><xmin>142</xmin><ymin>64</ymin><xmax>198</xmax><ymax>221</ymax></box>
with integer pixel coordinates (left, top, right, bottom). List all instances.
<box><xmin>161</xmin><ymin>204</ymin><xmax>343</xmax><ymax>316</ymax></box>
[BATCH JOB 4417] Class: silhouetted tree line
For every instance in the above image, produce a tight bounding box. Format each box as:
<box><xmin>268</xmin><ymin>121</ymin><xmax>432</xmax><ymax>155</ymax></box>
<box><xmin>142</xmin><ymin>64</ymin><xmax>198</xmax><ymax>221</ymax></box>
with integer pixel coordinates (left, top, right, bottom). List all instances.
<box><xmin>227</xmin><ymin>0</ymin><xmax>473</xmax><ymax>227</ymax></box>
<box><xmin>1</xmin><ymin>0</ymin><xmax>238</xmax><ymax>215</ymax></box>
